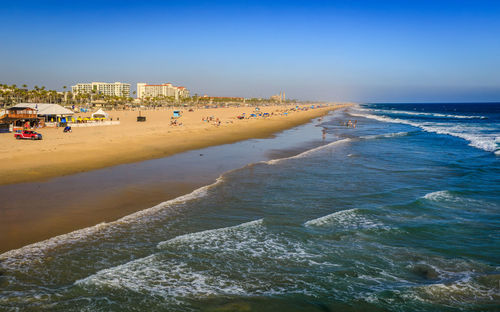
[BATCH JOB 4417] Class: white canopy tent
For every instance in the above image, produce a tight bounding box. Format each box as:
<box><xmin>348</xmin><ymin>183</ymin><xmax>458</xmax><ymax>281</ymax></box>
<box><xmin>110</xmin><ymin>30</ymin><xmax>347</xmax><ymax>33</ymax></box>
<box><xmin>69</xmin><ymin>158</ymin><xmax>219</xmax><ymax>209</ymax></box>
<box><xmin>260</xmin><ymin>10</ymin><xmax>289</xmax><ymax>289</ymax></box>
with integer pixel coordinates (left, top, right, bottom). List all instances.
<box><xmin>91</xmin><ymin>108</ymin><xmax>109</xmax><ymax>119</ymax></box>
<box><xmin>13</xmin><ymin>103</ymin><xmax>74</xmax><ymax>116</ymax></box>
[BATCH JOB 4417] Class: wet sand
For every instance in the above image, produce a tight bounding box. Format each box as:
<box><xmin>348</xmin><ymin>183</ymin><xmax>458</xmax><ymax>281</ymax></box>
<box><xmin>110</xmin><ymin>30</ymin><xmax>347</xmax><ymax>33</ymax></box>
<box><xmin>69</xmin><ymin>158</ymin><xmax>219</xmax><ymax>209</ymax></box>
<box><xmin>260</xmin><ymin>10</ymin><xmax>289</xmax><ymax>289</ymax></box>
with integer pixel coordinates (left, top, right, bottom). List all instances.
<box><xmin>0</xmin><ymin>180</ymin><xmax>202</xmax><ymax>252</ymax></box>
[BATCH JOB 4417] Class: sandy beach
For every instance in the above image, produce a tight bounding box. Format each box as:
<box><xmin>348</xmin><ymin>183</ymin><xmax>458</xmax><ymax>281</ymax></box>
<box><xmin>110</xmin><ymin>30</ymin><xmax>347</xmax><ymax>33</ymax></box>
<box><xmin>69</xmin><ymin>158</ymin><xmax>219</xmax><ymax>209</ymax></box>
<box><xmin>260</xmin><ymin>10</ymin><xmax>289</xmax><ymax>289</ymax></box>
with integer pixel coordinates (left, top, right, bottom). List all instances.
<box><xmin>0</xmin><ymin>104</ymin><xmax>347</xmax><ymax>252</ymax></box>
<box><xmin>0</xmin><ymin>104</ymin><xmax>346</xmax><ymax>185</ymax></box>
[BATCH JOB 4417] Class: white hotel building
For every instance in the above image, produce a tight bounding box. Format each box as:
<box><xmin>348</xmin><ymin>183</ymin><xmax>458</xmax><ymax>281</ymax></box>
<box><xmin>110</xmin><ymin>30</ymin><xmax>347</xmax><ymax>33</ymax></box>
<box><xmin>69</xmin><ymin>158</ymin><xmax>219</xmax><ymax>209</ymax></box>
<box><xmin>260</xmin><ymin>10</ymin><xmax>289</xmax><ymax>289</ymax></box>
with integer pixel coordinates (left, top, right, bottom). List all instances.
<box><xmin>71</xmin><ymin>82</ymin><xmax>131</xmax><ymax>97</ymax></box>
<box><xmin>137</xmin><ymin>83</ymin><xmax>190</xmax><ymax>100</ymax></box>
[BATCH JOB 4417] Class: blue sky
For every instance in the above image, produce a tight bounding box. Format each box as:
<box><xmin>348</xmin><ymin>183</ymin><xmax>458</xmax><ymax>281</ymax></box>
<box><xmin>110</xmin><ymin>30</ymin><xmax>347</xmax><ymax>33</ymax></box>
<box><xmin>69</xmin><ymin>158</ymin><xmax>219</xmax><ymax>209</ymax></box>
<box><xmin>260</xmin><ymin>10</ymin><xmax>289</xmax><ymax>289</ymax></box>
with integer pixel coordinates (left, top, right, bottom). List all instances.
<box><xmin>1</xmin><ymin>0</ymin><xmax>499</xmax><ymax>102</ymax></box>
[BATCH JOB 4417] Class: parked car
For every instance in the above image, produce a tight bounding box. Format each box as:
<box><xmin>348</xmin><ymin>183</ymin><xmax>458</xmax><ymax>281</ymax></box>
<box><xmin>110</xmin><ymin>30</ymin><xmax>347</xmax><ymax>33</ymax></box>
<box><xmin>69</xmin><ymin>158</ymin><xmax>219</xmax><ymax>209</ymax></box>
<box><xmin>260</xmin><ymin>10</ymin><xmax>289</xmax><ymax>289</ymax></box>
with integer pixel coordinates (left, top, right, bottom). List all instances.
<box><xmin>14</xmin><ymin>130</ymin><xmax>43</xmax><ymax>140</ymax></box>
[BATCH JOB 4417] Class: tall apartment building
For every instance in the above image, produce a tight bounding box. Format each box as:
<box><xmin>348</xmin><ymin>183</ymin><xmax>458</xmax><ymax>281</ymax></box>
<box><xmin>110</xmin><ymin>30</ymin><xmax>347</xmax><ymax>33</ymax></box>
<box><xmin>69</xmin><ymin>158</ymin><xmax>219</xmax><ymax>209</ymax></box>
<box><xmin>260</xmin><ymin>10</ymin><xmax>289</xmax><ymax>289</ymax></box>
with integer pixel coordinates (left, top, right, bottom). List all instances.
<box><xmin>270</xmin><ymin>91</ymin><xmax>286</xmax><ymax>103</ymax></box>
<box><xmin>71</xmin><ymin>82</ymin><xmax>131</xmax><ymax>97</ymax></box>
<box><xmin>137</xmin><ymin>83</ymin><xmax>190</xmax><ymax>100</ymax></box>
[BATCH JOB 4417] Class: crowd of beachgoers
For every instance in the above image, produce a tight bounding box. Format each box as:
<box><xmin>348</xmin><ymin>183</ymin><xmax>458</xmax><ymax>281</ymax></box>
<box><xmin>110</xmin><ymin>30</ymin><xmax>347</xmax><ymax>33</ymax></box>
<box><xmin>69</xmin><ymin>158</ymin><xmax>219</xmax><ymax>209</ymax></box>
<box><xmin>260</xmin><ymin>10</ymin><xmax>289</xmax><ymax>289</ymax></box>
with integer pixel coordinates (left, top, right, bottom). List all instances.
<box><xmin>0</xmin><ymin>104</ymin><xmax>346</xmax><ymax>186</ymax></box>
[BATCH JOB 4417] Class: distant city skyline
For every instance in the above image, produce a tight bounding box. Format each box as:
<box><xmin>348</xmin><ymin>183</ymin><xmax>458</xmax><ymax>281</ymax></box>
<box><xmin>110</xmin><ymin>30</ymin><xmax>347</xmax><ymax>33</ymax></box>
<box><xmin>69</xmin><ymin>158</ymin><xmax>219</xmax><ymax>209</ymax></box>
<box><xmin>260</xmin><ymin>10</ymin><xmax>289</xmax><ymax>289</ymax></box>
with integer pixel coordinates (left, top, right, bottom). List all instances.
<box><xmin>1</xmin><ymin>0</ymin><xmax>499</xmax><ymax>102</ymax></box>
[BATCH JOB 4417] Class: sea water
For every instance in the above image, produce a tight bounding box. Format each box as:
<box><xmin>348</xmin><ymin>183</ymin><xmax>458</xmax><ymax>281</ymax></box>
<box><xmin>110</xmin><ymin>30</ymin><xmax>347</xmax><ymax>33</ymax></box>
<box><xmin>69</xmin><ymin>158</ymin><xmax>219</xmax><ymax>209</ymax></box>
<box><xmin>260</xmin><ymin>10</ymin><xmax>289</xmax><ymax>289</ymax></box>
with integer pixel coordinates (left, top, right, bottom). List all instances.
<box><xmin>0</xmin><ymin>103</ymin><xmax>499</xmax><ymax>311</ymax></box>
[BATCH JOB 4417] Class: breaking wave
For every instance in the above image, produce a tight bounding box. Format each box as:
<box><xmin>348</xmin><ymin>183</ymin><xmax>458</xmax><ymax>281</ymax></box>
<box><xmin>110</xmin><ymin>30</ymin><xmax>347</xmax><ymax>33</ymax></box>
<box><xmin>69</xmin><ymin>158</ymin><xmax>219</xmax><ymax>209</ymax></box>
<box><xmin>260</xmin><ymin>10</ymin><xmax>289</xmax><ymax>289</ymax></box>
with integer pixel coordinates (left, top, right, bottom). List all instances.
<box><xmin>366</xmin><ymin>108</ymin><xmax>487</xmax><ymax>119</ymax></box>
<box><xmin>349</xmin><ymin>109</ymin><xmax>499</xmax><ymax>154</ymax></box>
<box><xmin>360</xmin><ymin>131</ymin><xmax>411</xmax><ymax>140</ymax></box>
<box><xmin>0</xmin><ymin>176</ymin><xmax>226</xmax><ymax>270</ymax></box>
<box><xmin>75</xmin><ymin>219</ymin><xmax>328</xmax><ymax>302</ymax></box>
<box><xmin>304</xmin><ymin>208</ymin><xmax>390</xmax><ymax>231</ymax></box>
<box><xmin>265</xmin><ymin>138</ymin><xmax>351</xmax><ymax>165</ymax></box>
<box><xmin>423</xmin><ymin>190</ymin><xmax>455</xmax><ymax>202</ymax></box>
<box><xmin>421</xmin><ymin>190</ymin><xmax>497</xmax><ymax>211</ymax></box>
<box><xmin>414</xmin><ymin>274</ymin><xmax>500</xmax><ymax>306</ymax></box>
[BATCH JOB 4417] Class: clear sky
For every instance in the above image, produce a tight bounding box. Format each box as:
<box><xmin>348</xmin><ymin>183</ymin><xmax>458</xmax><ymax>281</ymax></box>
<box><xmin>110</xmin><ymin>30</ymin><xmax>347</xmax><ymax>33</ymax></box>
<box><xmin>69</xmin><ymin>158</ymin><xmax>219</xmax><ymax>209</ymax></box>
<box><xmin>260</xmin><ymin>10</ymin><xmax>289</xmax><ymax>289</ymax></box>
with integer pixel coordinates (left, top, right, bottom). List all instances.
<box><xmin>1</xmin><ymin>0</ymin><xmax>499</xmax><ymax>102</ymax></box>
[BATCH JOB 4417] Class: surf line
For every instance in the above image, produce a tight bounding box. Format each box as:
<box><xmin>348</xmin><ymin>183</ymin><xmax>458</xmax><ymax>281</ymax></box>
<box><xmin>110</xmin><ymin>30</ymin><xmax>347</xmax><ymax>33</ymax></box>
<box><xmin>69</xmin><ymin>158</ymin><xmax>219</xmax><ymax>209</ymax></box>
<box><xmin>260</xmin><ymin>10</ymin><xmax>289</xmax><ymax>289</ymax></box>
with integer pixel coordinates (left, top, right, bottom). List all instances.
<box><xmin>0</xmin><ymin>175</ymin><xmax>227</xmax><ymax>267</ymax></box>
<box><xmin>264</xmin><ymin>138</ymin><xmax>352</xmax><ymax>165</ymax></box>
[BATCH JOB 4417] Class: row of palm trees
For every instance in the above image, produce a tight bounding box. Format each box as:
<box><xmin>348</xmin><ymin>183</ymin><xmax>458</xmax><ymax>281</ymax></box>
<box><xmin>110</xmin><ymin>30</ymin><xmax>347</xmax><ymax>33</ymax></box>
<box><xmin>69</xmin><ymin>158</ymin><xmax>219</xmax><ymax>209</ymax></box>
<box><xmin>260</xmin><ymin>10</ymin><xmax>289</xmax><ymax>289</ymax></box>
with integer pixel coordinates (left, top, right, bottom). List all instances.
<box><xmin>0</xmin><ymin>84</ymin><xmax>66</xmax><ymax>106</ymax></box>
<box><xmin>0</xmin><ymin>83</ymin><xmax>299</xmax><ymax>108</ymax></box>
<box><xmin>0</xmin><ymin>84</ymin><xmax>136</xmax><ymax>107</ymax></box>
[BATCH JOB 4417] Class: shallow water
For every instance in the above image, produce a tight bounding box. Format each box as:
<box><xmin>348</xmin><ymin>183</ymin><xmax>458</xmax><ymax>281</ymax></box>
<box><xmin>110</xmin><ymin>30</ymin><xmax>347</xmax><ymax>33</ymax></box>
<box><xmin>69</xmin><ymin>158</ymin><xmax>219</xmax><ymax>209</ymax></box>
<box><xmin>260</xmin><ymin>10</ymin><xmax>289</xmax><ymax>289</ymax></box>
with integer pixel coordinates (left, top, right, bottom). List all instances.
<box><xmin>1</xmin><ymin>104</ymin><xmax>499</xmax><ymax>311</ymax></box>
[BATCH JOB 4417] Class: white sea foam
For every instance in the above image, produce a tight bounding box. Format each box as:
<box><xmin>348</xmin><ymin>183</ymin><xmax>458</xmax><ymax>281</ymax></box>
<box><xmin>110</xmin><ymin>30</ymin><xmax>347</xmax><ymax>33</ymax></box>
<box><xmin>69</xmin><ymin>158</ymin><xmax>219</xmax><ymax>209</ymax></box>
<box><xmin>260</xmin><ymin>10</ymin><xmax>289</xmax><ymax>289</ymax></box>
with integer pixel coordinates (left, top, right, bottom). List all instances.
<box><xmin>305</xmin><ymin>209</ymin><xmax>359</xmax><ymax>227</ymax></box>
<box><xmin>422</xmin><ymin>190</ymin><xmax>486</xmax><ymax>205</ymax></box>
<box><xmin>76</xmin><ymin>219</ymin><xmax>327</xmax><ymax>301</ymax></box>
<box><xmin>157</xmin><ymin>218</ymin><xmax>263</xmax><ymax>248</ymax></box>
<box><xmin>414</xmin><ymin>275</ymin><xmax>500</xmax><ymax>305</ymax></box>
<box><xmin>304</xmin><ymin>208</ymin><xmax>389</xmax><ymax>231</ymax></box>
<box><xmin>361</xmin><ymin>131</ymin><xmax>410</xmax><ymax>140</ymax></box>
<box><xmin>265</xmin><ymin>138</ymin><xmax>351</xmax><ymax>165</ymax></box>
<box><xmin>76</xmin><ymin>254</ymin><xmax>250</xmax><ymax>301</ymax></box>
<box><xmin>349</xmin><ymin>110</ymin><xmax>499</xmax><ymax>154</ymax></box>
<box><xmin>423</xmin><ymin>190</ymin><xmax>455</xmax><ymax>202</ymax></box>
<box><xmin>366</xmin><ymin>108</ymin><xmax>487</xmax><ymax>119</ymax></box>
<box><xmin>0</xmin><ymin>176</ymin><xmax>225</xmax><ymax>270</ymax></box>
<box><xmin>421</xmin><ymin>191</ymin><xmax>498</xmax><ymax>212</ymax></box>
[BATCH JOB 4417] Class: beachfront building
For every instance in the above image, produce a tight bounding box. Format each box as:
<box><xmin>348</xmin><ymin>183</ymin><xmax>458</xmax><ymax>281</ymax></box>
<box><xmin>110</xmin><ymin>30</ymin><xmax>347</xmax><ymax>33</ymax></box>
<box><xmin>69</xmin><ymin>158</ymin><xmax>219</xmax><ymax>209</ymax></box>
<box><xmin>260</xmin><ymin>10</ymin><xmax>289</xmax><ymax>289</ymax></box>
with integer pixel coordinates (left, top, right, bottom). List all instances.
<box><xmin>72</xmin><ymin>82</ymin><xmax>131</xmax><ymax>97</ymax></box>
<box><xmin>137</xmin><ymin>83</ymin><xmax>190</xmax><ymax>100</ymax></box>
<box><xmin>12</xmin><ymin>103</ymin><xmax>74</xmax><ymax>121</ymax></box>
<box><xmin>270</xmin><ymin>91</ymin><xmax>286</xmax><ymax>103</ymax></box>
<box><xmin>0</xmin><ymin>107</ymin><xmax>40</xmax><ymax>132</ymax></box>
<box><xmin>0</xmin><ymin>103</ymin><xmax>75</xmax><ymax>130</ymax></box>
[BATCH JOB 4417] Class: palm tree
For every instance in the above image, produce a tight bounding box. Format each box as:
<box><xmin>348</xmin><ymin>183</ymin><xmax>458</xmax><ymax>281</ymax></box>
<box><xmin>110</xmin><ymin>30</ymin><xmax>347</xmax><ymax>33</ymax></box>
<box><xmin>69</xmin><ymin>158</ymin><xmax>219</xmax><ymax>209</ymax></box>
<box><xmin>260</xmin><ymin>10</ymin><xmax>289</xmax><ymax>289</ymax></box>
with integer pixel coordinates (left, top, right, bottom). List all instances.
<box><xmin>51</xmin><ymin>90</ymin><xmax>57</xmax><ymax>103</ymax></box>
<box><xmin>90</xmin><ymin>90</ymin><xmax>97</xmax><ymax>103</ymax></box>
<box><xmin>62</xmin><ymin>86</ymin><xmax>67</xmax><ymax>104</ymax></box>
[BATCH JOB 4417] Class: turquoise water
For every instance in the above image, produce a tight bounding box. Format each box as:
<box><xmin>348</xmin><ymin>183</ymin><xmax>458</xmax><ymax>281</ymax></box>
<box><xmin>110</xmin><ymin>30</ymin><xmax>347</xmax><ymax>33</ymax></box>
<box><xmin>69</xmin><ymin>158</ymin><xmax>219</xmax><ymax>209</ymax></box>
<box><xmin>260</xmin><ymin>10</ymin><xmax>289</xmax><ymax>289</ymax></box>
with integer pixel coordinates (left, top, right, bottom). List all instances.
<box><xmin>1</xmin><ymin>104</ymin><xmax>499</xmax><ymax>311</ymax></box>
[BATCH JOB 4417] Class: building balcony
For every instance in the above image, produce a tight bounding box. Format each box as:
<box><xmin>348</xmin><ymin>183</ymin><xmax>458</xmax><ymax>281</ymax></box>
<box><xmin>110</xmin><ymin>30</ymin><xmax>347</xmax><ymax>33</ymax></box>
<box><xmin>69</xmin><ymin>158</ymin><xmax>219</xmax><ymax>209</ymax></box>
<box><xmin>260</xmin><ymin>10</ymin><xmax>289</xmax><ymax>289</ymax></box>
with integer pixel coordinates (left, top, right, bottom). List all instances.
<box><xmin>5</xmin><ymin>113</ymin><xmax>38</xmax><ymax>119</ymax></box>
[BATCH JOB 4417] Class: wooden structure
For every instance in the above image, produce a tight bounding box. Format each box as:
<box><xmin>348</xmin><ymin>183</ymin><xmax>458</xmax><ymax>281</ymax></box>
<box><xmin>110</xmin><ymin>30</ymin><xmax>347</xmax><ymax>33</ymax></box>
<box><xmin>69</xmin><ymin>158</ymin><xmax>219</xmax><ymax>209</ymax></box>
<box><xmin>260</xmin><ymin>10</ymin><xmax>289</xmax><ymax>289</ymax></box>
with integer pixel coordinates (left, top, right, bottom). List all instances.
<box><xmin>3</xmin><ymin>107</ymin><xmax>37</xmax><ymax>119</ymax></box>
<box><xmin>0</xmin><ymin>107</ymin><xmax>44</xmax><ymax>131</ymax></box>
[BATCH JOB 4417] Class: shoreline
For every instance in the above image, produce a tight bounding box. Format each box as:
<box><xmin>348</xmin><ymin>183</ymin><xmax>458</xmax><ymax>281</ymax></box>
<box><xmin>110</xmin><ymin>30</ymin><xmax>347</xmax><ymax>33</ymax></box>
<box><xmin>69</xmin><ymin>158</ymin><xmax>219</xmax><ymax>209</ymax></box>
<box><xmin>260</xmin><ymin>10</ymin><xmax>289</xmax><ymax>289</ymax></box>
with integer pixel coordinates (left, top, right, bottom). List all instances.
<box><xmin>0</xmin><ymin>104</ymin><xmax>348</xmax><ymax>186</ymax></box>
<box><xmin>0</xmin><ymin>104</ymin><xmax>348</xmax><ymax>252</ymax></box>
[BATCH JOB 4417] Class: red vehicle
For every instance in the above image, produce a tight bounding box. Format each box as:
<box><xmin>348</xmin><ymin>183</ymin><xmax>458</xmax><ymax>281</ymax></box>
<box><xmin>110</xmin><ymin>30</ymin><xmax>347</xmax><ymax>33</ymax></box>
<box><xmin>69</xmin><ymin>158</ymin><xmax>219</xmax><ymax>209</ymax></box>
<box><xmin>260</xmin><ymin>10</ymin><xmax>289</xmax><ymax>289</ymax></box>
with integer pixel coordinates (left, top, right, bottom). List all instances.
<box><xmin>14</xmin><ymin>130</ymin><xmax>43</xmax><ymax>140</ymax></box>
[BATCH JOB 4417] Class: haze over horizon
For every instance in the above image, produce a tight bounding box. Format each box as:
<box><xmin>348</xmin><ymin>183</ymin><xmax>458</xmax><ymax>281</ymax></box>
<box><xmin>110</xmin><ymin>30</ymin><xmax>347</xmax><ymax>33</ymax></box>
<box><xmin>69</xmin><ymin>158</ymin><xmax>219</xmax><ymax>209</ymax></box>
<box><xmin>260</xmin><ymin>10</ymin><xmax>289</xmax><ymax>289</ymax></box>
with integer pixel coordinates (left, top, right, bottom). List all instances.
<box><xmin>1</xmin><ymin>0</ymin><xmax>499</xmax><ymax>102</ymax></box>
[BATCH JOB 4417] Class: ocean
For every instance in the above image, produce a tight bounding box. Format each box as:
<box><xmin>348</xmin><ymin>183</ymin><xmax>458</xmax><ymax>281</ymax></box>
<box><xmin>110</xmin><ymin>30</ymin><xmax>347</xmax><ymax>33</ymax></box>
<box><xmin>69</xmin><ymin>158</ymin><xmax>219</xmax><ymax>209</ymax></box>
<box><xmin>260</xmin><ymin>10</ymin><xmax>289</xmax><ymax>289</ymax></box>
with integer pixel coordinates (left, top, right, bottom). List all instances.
<box><xmin>0</xmin><ymin>103</ymin><xmax>499</xmax><ymax>311</ymax></box>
